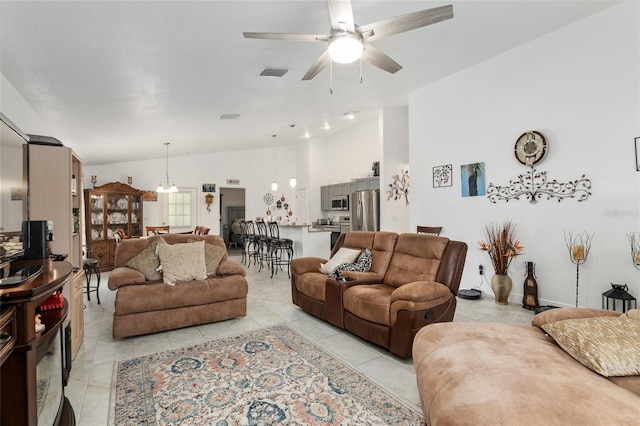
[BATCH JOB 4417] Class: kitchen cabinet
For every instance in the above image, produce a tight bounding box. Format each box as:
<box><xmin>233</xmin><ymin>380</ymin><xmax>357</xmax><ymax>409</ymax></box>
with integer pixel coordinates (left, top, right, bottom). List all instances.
<box><xmin>321</xmin><ymin>178</ymin><xmax>380</xmax><ymax>211</ymax></box>
<box><xmin>84</xmin><ymin>182</ymin><xmax>143</xmax><ymax>271</ymax></box>
<box><xmin>320</xmin><ymin>185</ymin><xmax>330</xmax><ymax>211</ymax></box>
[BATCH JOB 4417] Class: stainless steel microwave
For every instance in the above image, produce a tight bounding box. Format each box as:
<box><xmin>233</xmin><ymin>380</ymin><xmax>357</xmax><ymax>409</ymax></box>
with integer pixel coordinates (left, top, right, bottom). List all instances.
<box><xmin>331</xmin><ymin>195</ymin><xmax>349</xmax><ymax>210</ymax></box>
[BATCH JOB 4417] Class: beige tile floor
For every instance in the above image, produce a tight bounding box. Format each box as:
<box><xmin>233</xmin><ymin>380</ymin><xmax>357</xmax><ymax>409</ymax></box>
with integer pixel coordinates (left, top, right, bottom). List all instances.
<box><xmin>66</xmin><ymin>252</ymin><xmax>534</xmax><ymax>425</ymax></box>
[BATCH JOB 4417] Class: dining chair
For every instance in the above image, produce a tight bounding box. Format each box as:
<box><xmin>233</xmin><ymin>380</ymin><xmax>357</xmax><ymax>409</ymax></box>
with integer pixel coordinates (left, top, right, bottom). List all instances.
<box><xmin>146</xmin><ymin>225</ymin><xmax>170</xmax><ymax>236</ymax></box>
<box><xmin>416</xmin><ymin>226</ymin><xmax>442</xmax><ymax>235</ymax></box>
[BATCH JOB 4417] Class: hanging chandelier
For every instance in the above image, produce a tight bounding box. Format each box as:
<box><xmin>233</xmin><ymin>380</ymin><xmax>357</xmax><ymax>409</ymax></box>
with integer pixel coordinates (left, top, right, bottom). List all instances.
<box><xmin>156</xmin><ymin>142</ymin><xmax>178</xmax><ymax>193</ymax></box>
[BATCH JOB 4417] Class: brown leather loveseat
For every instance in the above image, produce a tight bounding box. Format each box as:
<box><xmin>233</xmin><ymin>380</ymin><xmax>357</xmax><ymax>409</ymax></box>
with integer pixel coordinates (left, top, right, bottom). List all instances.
<box><xmin>291</xmin><ymin>231</ymin><xmax>467</xmax><ymax>358</ymax></box>
<box><xmin>108</xmin><ymin>234</ymin><xmax>248</xmax><ymax>338</ymax></box>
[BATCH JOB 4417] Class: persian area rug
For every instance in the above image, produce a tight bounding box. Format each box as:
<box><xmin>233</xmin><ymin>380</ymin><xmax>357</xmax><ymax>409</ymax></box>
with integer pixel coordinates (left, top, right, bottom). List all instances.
<box><xmin>111</xmin><ymin>325</ymin><xmax>424</xmax><ymax>425</ymax></box>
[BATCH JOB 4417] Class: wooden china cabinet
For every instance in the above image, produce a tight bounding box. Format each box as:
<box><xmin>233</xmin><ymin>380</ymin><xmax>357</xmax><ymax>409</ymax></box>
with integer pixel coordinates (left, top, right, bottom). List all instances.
<box><xmin>84</xmin><ymin>182</ymin><xmax>143</xmax><ymax>271</ymax></box>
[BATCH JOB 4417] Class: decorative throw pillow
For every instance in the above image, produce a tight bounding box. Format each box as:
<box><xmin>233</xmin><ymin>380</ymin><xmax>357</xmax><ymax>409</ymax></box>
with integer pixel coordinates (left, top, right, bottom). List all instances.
<box><xmin>542</xmin><ymin>316</ymin><xmax>640</xmax><ymax>377</ymax></box>
<box><xmin>333</xmin><ymin>248</ymin><xmax>372</xmax><ymax>278</ymax></box>
<box><xmin>319</xmin><ymin>247</ymin><xmax>361</xmax><ymax>275</ymax></box>
<box><xmin>188</xmin><ymin>239</ymin><xmax>226</xmax><ymax>275</ymax></box>
<box><xmin>124</xmin><ymin>236</ymin><xmax>167</xmax><ymax>281</ymax></box>
<box><xmin>157</xmin><ymin>241</ymin><xmax>208</xmax><ymax>285</ymax></box>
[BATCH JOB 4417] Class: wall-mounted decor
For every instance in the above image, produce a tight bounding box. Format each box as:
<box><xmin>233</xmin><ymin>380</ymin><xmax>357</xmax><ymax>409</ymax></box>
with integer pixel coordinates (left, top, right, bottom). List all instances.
<box><xmin>205</xmin><ymin>193</ymin><xmax>214</xmax><ymax>212</ymax></box>
<box><xmin>461</xmin><ymin>162</ymin><xmax>485</xmax><ymax>197</ymax></box>
<box><xmin>433</xmin><ymin>164</ymin><xmax>452</xmax><ymax>188</ymax></box>
<box><xmin>387</xmin><ymin>169</ymin><xmax>410</xmax><ymax>205</ymax></box>
<box><xmin>202</xmin><ymin>183</ymin><xmax>216</xmax><ymax>193</ymax></box>
<box><xmin>635</xmin><ymin>137</ymin><xmax>640</xmax><ymax>171</ymax></box>
<box><xmin>142</xmin><ymin>190</ymin><xmax>158</xmax><ymax>202</ymax></box>
<box><xmin>487</xmin><ymin>169</ymin><xmax>592</xmax><ymax>204</ymax></box>
<box><xmin>487</xmin><ymin>130</ymin><xmax>591</xmax><ymax>204</ymax></box>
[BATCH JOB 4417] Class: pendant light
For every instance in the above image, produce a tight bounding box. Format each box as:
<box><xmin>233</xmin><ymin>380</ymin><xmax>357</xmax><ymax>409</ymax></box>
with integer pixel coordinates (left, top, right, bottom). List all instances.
<box><xmin>156</xmin><ymin>142</ymin><xmax>178</xmax><ymax>193</ymax></box>
<box><xmin>271</xmin><ymin>136</ymin><xmax>278</xmax><ymax>191</ymax></box>
<box><xmin>289</xmin><ymin>143</ymin><xmax>297</xmax><ymax>188</ymax></box>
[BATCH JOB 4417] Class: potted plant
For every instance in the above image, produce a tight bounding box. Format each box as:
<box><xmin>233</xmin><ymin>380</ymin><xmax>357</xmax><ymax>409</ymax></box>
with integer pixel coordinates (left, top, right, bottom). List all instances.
<box><xmin>478</xmin><ymin>221</ymin><xmax>524</xmax><ymax>304</ymax></box>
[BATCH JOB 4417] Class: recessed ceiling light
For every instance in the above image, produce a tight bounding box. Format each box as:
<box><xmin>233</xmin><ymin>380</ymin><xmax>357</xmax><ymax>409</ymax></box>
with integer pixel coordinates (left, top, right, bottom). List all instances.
<box><xmin>304</xmin><ymin>131</ymin><xmax>310</xmax><ymax>138</ymax></box>
<box><xmin>344</xmin><ymin>111</ymin><xmax>358</xmax><ymax>120</ymax></box>
<box><xmin>324</xmin><ymin>123</ymin><xmax>330</xmax><ymax>130</ymax></box>
<box><xmin>219</xmin><ymin>114</ymin><xmax>241</xmax><ymax>120</ymax></box>
<box><xmin>260</xmin><ymin>67</ymin><xmax>289</xmax><ymax>77</ymax></box>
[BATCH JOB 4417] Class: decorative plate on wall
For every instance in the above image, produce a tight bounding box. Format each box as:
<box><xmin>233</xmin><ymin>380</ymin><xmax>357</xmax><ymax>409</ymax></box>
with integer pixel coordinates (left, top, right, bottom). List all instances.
<box><xmin>514</xmin><ymin>130</ymin><xmax>547</xmax><ymax>166</ymax></box>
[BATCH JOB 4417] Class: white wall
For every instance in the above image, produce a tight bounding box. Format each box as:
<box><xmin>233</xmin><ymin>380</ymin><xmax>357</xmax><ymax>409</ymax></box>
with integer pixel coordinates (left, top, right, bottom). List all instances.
<box><xmin>409</xmin><ymin>2</ymin><xmax>640</xmax><ymax>308</ymax></box>
<box><xmin>379</xmin><ymin>107</ymin><xmax>410</xmax><ymax>233</ymax></box>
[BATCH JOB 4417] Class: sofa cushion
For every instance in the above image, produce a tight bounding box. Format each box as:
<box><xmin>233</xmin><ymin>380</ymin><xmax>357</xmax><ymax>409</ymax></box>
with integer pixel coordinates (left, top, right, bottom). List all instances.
<box><xmin>542</xmin><ymin>315</ymin><xmax>640</xmax><ymax>377</ymax></box>
<box><xmin>319</xmin><ymin>247</ymin><xmax>361</xmax><ymax>275</ymax></box>
<box><xmin>296</xmin><ymin>272</ymin><xmax>331</xmax><ymax>301</ymax></box>
<box><xmin>157</xmin><ymin>241</ymin><xmax>208</xmax><ymax>285</ymax></box>
<box><xmin>124</xmin><ymin>236</ymin><xmax>167</xmax><ymax>280</ymax></box>
<box><xmin>343</xmin><ymin>284</ymin><xmax>395</xmax><ymax>326</ymax></box>
<box><xmin>333</xmin><ymin>248</ymin><xmax>372</xmax><ymax>277</ymax></box>
<box><xmin>532</xmin><ymin>307</ymin><xmax>621</xmax><ymax>328</ymax></box>
<box><xmin>384</xmin><ymin>233</ymin><xmax>449</xmax><ymax>288</ymax></box>
<box><xmin>189</xmin><ymin>238</ymin><xmax>225</xmax><ymax>275</ymax></box>
<box><xmin>113</xmin><ymin>275</ymin><xmax>249</xmax><ymax>315</ymax></box>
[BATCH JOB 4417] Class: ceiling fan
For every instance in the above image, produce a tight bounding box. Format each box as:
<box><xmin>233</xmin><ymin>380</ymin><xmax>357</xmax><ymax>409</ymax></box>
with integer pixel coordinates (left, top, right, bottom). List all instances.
<box><xmin>244</xmin><ymin>1</ymin><xmax>453</xmax><ymax>80</ymax></box>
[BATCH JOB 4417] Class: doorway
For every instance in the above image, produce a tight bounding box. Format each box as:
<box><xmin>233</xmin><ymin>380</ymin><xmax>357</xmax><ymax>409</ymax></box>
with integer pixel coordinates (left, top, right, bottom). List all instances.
<box><xmin>220</xmin><ymin>187</ymin><xmax>245</xmax><ymax>247</ymax></box>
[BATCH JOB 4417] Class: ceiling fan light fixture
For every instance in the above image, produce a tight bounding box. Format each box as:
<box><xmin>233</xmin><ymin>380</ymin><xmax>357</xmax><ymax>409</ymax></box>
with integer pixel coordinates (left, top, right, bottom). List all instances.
<box><xmin>328</xmin><ymin>33</ymin><xmax>363</xmax><ymax>64</ymax></box>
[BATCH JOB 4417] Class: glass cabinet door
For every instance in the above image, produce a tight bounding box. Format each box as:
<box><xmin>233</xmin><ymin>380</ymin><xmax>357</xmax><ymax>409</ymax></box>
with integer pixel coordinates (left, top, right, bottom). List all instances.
<box><xmin>130</xmin><ymin>195</ymin><xmax>142</xmax><ymax>237</ymax></box>
<box><xmin>89</xmin><ymin>193</ymin><xmax>105</xmax><ymax>240</ymax></box>
<box><xmin>106</xmin><ymin>193</ymin><xmax>128</xmax><ymax>239</ymax></box>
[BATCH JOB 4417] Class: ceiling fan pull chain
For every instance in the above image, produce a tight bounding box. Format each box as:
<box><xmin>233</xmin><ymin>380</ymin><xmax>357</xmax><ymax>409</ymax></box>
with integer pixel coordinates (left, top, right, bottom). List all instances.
<box><xmin>329</xmin><ymin>60</ymin><xmax>334</xmax><ymax>94</ymax></box>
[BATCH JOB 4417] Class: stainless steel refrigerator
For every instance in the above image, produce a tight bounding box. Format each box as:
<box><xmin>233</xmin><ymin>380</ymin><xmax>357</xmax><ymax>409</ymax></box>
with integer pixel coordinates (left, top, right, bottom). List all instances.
<box><xmin>350</xmin><ymin>189</ymin><xmax>380</xmax><ymax>231</ymax></box>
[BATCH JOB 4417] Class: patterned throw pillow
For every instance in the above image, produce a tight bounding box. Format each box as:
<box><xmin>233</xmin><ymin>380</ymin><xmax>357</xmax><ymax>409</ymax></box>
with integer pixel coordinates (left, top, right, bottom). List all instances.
<box><xmin>542</xmin><ymin>315</ymin><xmax>640</xmax><ymax>377</ymax></box>
<box><xmin>333</xmin><ymin>248</ymin><xmax>372</xmax><ymax>278</ymax></box>
<box><xmin>124</xmin><ymin>236</ymin><xmax>167</xmax><ymax>281</ymax></box>
<box><xmin>319</xmin><ymin>247</ymin><xmax>361</xmax><ymax>275</ymax></box>
<box><xmin>157</xmin><ymin>241</ymin><xmax>208</xmax><ymax>285</ymax></box>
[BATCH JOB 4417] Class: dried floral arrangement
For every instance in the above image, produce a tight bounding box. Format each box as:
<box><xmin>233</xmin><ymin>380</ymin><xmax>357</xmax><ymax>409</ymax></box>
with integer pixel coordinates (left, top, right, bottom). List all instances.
<box><xmin>478</xmin><ymin>221</ymin><xmax>524</xmax><ymax>275</ymax></box>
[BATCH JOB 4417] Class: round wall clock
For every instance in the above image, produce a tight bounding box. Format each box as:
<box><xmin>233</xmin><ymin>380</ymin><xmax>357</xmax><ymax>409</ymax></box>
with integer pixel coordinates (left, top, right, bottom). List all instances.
<box><xmin>514</xmin><ymin>130</ymin><xmax>547</xmax><ymax>166</ymax></box>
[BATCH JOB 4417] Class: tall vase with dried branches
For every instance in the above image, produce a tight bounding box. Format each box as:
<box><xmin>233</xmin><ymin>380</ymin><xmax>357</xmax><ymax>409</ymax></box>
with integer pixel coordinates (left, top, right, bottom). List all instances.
<box><xmin>478</xmin><ymin>221</ymin><xmax>524</xmax><ymax>304</ymax></box>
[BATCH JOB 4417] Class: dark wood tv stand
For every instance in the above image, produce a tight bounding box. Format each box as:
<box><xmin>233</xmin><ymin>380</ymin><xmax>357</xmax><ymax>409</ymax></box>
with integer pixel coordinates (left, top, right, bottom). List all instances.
<box><xmin>0</xmin><ymin>258</ymin><xmax>75</xmax><ymax>426</ymax></box>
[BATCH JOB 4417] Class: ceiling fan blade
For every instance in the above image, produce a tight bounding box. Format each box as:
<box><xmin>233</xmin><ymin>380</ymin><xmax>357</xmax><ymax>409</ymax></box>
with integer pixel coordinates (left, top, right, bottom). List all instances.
<box><xmin>358</xmin><ymin>4</ymin><xmax>453</xmax><ymax>42</ymax></box>
<box><xmin>327</xmin><ymin>0</ymin><xmax>355</xmax><ymax>33</ymax></box>
<box><xmin>361</xmin><ymin>44</ymin><xmax>402</xmax><ymax>74</ymax></box>
<box><xmin>243</xmin><ymin>32</ymin><xmax>328</xmax><ymax>42</ymax></box>
<box><xmin>302</xmin><ymin>50</ymin><xmax>331</xmax><ymax>80</ymax></box>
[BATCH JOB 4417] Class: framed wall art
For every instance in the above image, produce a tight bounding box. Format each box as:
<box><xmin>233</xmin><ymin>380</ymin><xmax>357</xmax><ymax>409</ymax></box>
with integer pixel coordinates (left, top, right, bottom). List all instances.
<box><xmin>461</xmin><ymin>162</ymin><xmax>486</xmax><ymax>197</ymax></box>
<box><xmin>433</xmin><ymin>164</ymin><xmax>453</xmax><ymax>188</ymax></box>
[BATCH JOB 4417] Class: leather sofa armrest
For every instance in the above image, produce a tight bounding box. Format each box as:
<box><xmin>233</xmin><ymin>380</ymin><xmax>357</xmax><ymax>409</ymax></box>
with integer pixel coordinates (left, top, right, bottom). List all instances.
<box><xmin>391</xmin><ymin>281</ymin><xmax>451</xmax><ymax>303</ymax></box>
<box><xmin>390</xmin><ymin>281</ymin><xmax>453</xmax><ymax>326</ymax></box>
<box><xmin>339</xmin><ymin>270</ymin><xmax>384</xmax><ymax>283</ymax></box>
<box><xmin>531</xmin><ymin>307</ymin><xmax>620</xmax><ymax>328</ymax></box>
<box><xmin>216</xmin><ymin>259</ymin><xmax>246</xmax><ymax>277</ymax></box>
<box><xmin>291</xmin><ymin>257</ymin><xmax>327</xmax><ymax>276</ymax></box>
<box><xmin>108</xmin><ymin>267</ymin><xmax>146</xmax><ymax>290</ymax></box>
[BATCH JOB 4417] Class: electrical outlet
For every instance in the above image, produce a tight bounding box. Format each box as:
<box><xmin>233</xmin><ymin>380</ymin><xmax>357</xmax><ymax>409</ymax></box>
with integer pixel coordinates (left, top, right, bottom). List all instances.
<box><xmin>478</xmin><ymin>264</ymin><xmax>484</xmax><ymax>275</ymax></box>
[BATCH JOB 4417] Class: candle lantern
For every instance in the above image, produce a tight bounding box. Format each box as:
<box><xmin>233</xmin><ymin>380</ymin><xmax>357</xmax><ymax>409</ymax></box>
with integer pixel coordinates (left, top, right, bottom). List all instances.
<box><xmin>564</xmin><ymin>231</ymin><xmax>593</xmax><ymax>307</ymax></box>
<box><xmin>602</xmin><ymin>283</ymin><xmax>637</xmax><ymax>313</ymax></box>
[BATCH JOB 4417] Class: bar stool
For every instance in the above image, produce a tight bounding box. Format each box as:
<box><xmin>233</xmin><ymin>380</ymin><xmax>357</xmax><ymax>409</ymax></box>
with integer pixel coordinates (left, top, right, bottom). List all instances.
<box><xmin>268</xmin><ymin>222</ymin><xmax>294</xmax><ymax>278</ymax></box>
<box><xmin>83</xmin><ymin>245</ymin><xmax>101</xmax><ymax>304</ymax></box>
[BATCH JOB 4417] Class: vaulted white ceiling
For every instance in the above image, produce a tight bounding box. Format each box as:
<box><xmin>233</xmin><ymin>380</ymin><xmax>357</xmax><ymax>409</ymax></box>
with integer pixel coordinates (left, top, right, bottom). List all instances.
<box><xmin>0</xmin><ymin>1</ymin><xmax>617</xmax><ymax>165</ymax></box>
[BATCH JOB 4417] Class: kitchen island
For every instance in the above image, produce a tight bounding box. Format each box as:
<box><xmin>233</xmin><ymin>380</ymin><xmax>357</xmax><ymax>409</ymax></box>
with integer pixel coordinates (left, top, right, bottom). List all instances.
<box><xmin>277</xmin><ymin>224</ymin><xmax>331</xmax><ymax>259</ymax></box>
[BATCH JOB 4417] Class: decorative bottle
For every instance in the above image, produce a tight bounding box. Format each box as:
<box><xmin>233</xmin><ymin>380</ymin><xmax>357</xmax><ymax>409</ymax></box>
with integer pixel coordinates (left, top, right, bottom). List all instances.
<box><xmin>522</xmin><ymin>261</ymin><xmax>539</xmax><ymax>310</ymax></box>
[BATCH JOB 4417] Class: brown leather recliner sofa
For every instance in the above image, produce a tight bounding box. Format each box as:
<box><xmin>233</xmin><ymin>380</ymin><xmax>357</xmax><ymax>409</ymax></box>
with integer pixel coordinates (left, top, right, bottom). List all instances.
<box><xmin>291</xmin><ymin>231</ymin><xmax>468</xmax><ymax>358</ymax></box>
<box><xmin>108</xmin><ymin>234</ymin><xmax>248</xmax><ymax>338</ymax></box>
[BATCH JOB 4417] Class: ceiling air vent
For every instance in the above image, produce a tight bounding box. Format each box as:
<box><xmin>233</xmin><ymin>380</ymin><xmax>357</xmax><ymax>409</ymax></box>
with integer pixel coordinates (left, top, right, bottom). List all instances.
<box><xmin>259</xmin><ymin>68</ymin><xmax>288</xmax><ymax>77</ymax></box>
<box><xmin>219</xmin><ymin>114</ymin><xmax>241</xmax><ymax>120</ymax></box>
